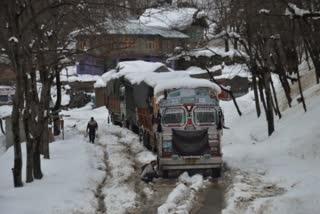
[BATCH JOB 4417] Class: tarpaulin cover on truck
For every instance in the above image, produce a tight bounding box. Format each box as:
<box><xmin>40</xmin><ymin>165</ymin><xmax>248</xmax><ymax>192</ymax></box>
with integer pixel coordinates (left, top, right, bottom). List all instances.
<box><xmin>172</xmin><ymin>129</ymin><xmax>210</xmax><ymax>156</ymax></box>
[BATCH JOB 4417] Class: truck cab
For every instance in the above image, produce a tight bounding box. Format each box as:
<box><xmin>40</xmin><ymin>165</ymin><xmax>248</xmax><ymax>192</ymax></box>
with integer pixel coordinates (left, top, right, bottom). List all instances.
<box><xmin>156</xmin><ymin>87</ymin><xmax>223</xmax><ymax>177</ymax></box>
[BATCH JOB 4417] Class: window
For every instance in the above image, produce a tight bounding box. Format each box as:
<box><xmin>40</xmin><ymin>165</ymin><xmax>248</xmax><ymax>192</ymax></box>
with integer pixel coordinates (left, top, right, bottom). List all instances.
<box><xmin>194</xmin><ymin>108</ymin><xmax>215</xmax><ymax>124</ymax></box>
<box><xmin>78</xmin><ymin>40</ymin><xmax>89</xmax><ymax>50</ymax></box>
<box><xmin>147</xmin><ymin>40</ymin><xmax>156</xmax><ymax>49</ymax></box>
<box><xmin>163</xmin><ymin>108</ymin><xmax>185</xmax><ymax>125</ymax></box>
<box><xmin>122</xmin><ymin>37</ymin><xmax>134</xmax><ymax>48</ymax></box>
<box><xmin>0</xmin><ymin>95</ymin><xmax>9</xmax><ymax>102</ymax></box>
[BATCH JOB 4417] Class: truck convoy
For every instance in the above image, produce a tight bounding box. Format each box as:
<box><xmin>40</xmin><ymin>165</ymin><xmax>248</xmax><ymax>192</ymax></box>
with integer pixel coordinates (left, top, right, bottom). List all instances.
<box><xmin>100</xmin><ymin>61</ymin><xmax>223</xmax><ymax>177</ymax></box>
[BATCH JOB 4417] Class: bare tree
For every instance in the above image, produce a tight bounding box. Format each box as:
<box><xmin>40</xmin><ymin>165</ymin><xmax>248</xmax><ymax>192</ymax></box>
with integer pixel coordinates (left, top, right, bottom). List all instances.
<box><xmin>0</xmin><ymin>0</ymin><xmax>130</xmax><ymax>187</ymax></box>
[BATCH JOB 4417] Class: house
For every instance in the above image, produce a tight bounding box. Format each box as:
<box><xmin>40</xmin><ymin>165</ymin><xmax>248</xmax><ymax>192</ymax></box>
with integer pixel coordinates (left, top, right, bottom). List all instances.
<box><xmin>73</xmin><ymin>20</ymin><xmax>189</xmax><ymax>75</ymax></box>
<box><xmin>187</xmin><ymin>64</ymin><xmax>250</xmax><ymax>100</ymax></box>
<box><xmin>139</xmin><ymin>7</ymin><xmax>209</xmax><ymax>48</ymax></box>
<box><xmin>0</xmin><ymin>86</ymin><xmax>15</xmax><ymax>106</ymax></box>
<box><xmin>168</xmin><ymin>47</ymin><xmax>250</xmax><ymax>100</ymax></box>
<box><xmin>0</xmin><ymin>55</ymin><xmax>15</xmax><ymax>85</ymax></box>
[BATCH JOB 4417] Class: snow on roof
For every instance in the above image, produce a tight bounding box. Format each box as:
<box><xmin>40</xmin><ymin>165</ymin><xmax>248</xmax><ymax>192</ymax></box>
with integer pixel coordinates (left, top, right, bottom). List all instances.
<box><xmin>285</xmin><ymin>3</ymin><xmax>311</xmax><ymax>17</ymax></box>
<box><xmin>186</xmin><ymin>64</ymin><xmax>250</xmax><ymax>79</ymax></box>
<box><xmin>95</xmin><ymin>61</ymin><xmax>167</xmax><ymax>88</ymax></box>
<box><xmin>60</xmin><ymin>66</ymin><xmax>101</xmax><ymax>83</ymax></box>
<box><xmin>66</xmin><ymin>75</ymin><xmax>101</xmax><ymax>83</ymax></box>
<box><xmin>73</xmin><ymin>20</ymin><xmax>189</xmax><ymax>39</ymax></box>
<box><xmin>188</xmin><ymin>47</ymin><xmax>246</xmax><ymax>59</ymax></box>
<box><xmin>168</xmin><ymin>47</ymin><xmax>248</xmax><ymax>62</ymax></box>
<box><xmin>60</xmin><ymin>65</ymin><xmax>77</xmax><ymax>76</ymax></box>
<box><xmin>140</xmin><ymin>7</ymin><xmax>200</xmax><ymax>31</ymax></box>
<box><xmin>0</xmin><ymin>54</ymin><xmax>10</xmax><ymax>65</ymax></box>
<box><xmin>95</xmin><ymin>60</ymin><xmax>221</xmax><ymax>95</ymax></box>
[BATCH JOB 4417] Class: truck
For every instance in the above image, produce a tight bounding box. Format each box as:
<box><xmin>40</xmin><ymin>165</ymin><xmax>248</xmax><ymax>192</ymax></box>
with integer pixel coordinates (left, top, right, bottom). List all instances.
<box><xmin>156</xmin><ymin>87</ymin><xmax>223</xmax><ymax>177</ymax></box>
<box><xmin>103</xmin><ymin>61</ymin><xmax>223</xmax><ymax>177</ymax></box>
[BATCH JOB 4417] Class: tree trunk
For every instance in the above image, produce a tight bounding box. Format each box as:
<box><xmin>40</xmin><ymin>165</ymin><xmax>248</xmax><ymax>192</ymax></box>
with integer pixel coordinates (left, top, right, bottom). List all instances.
<box><xmin>296</xmin><ymin>67</ymin><xmax>307</xmax><ymax>112</ymax></box>
<box><xmin>33</xmin><ymin>137</ymin><xmax>43</xmax><ymax>179</ymax></box>
<box><xmin>23</xmin><ymin>71</ymin><xmax>34</xmax><ymax>183</ymax></box>
<box><xmin>11</xmin><ymin>96</ymin><xmax>23</xmax><ymax>187</ymax></box>
<box><xmin>263</xmin><ymin>71</ymin><xmax>275</xmax><ymax>136</ymax></box>
<box><xmin>11</xmin><ymin>63</ymin><xmax>23</xmax><ymax>187</ymax></box>
<box><xmin>25</xmin><ymin>139</ymin><xmax>34</xmax><ymax>183</ymax></box>
<box><xmin>40</xmin><ymin>74</ymin><xmax>52</xmax><ymax>159</ymax></box>
<box><xmin>251</xmin><ymin>69</ymin><xmax>261</xmax><ymax>117</ymax></box>
<box><xmin>258</xmin><ymin>76</ymin><xmax>267</xmax><ymax>111</ymax></box>
<box><xmin>224</xmin><ymin>38</ymin><xmax>229</xmax><ymax>52</ymax></box>
<box><xmin>41</xmin><ymin>117</ymin><xmax>50</xmax><ymax>159</ymax></box>
<box><xmin>270</xmin><ymin>78</ymin><xmax>282</xmax><ymax>119</ymax></box>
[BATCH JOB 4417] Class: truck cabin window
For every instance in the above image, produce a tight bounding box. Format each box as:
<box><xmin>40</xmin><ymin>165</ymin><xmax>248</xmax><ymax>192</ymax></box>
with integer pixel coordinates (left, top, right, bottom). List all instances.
<box><xmin>194</xmin><ymin>109</ymin><xmax>215</xmax><ymax>124</ymax></box>
<box><xmin>163</xmin><ymin>109</ymin><xmax>184</xmax><ymax>125</ymax></box>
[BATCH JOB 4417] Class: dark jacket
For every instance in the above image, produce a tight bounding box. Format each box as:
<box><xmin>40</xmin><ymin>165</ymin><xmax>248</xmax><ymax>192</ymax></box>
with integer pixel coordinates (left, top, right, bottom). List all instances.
<box><xmin>87</xmin><ymin>120</ymin><xmax>98</xmax><ymax>133</ymax></box>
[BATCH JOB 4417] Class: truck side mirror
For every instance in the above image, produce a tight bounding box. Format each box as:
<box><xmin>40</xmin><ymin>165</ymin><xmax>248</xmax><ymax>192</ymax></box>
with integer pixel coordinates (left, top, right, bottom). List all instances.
<box><xmin>217</xmin><ymin>111</ymin><xmax>223</xmax><ymax>130</ymax></box>
<box><xmin>157</xmin><ymin>121</ymin><xmax>162</xmax><ymax>133</ymax></box>
<box><xmin>157</xmin><ymin>112</ymin><xmax>162</xmax><ymax>132</ymax></box>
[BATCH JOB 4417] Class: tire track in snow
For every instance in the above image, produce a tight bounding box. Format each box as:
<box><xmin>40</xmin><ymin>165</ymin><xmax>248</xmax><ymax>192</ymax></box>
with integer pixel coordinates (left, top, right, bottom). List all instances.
<box><xmin>222</xmin><ymin>168</ymin><xmax>286</xmax><ymax>214</ymax></box>
<box><xmin>98</xmin><ymin>127</ymin><xmax>140</xmax><ymax>214</ymax></box>
<box><xmin>94</xmin><ymin>143</ymin><xmax>109</xmax><ymax>214</ymax></box>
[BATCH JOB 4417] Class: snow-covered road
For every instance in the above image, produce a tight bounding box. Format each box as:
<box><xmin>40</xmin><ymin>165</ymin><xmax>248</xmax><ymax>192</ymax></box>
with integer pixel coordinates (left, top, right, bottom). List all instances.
<box><xmin>0</xmin><ymin>105</ymin><xmax>214</xmax><ymax>214</ymax></box>
<box><xmin>2</xmin><ymin>79</ymin><xmax>318</xmax><ymax>214</ymax></box>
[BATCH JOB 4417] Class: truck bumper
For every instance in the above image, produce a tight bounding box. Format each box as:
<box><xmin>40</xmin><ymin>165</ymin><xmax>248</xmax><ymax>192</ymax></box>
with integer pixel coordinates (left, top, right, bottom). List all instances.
<box><xmin>159</xmin><ymin>156</ymin><xmax>223</xmax><ymax>170</ymax></box>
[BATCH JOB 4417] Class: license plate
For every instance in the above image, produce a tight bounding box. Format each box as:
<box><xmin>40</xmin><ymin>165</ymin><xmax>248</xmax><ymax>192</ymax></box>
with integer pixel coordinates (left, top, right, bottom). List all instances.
<box><xmin>185</xmin><ymin>158</ymin><xmax>198</xmax><ymax>164</ymax></box>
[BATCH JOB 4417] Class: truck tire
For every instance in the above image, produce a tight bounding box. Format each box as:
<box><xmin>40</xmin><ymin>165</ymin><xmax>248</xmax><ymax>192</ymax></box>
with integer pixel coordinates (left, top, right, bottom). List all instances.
<box><xmin>143</xmin><ymin>132</ymin><xmax>151</xmax><ymax>150</ymax></box>
<box><xmin>152</xmin><ymin>134</ymin><xmax>158</xmax><ymax>153</ymax></box>
<box><xmin>162</xmin><ymin>170</ymin><xmax>169</xmax><ymax>178</ymax></box>
<box><xmin>211</xmin><ymin>168</ymin><xmax>222</xmax><ymax>178</ymax></box>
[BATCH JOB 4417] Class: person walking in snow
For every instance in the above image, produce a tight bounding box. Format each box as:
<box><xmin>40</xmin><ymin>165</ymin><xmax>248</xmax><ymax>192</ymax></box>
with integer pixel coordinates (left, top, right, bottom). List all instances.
<box><xmin>87</xmin><ymin>117</ymin><xmax>98</xmax><ymax>143</ymax></box>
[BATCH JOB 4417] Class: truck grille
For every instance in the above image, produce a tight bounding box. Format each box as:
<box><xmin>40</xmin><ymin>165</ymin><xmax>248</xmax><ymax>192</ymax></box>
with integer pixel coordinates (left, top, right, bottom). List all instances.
<box><xmin>172</xmin><ymin>129</ymin><xmax>210</xmax><ymax>156</ymax></box>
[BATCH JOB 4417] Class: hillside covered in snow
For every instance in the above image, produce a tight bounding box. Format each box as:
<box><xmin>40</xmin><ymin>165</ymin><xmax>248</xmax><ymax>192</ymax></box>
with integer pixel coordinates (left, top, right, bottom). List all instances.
<box><xmin>221</xmin><ymin>74</ymin><xmax>320</xmax><ymax>213</ymax></box>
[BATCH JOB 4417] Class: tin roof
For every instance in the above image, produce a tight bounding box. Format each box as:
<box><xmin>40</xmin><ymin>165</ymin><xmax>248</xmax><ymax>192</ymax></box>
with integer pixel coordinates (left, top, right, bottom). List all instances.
<box><xmin>72</xmin><ymin>20</ymin><xmax>189</xmax><ymax>39</ymax></box>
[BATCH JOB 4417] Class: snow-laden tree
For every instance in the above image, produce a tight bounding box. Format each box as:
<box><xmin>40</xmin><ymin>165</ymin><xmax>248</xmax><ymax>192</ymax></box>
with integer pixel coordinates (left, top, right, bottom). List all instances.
<box><xmin>0</xmin><ymin>0</ymin><xmax>130</xmax><ymax>187</ymax></box>
<box><xmin>201</xmin><ymin>0</ymin><xmax>320</xmax><ymax>136</ymax></box>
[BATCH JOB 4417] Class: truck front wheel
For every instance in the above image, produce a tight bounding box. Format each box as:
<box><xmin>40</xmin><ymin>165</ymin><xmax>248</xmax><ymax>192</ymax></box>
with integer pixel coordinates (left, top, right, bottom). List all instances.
<box><xmin>162</xmin><ymin>170</ymin><xmax>169</xmax><ymax>178</ymax></box>
<box><xmin>211</xmin><ymin>168</ymin><xmax>222</xmax><ymax>178</ymax></box>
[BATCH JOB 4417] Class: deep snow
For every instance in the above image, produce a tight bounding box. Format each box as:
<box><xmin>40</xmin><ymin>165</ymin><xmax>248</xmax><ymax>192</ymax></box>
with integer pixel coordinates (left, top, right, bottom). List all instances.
<box><xmin>221</xmin><ymin>81</ymin><xmax>320</xmax><ymax>214</ymax></box>
<box><xmin>1</xmin><ymin>71</ymin><xmax>320</xmax><ymax>214</ymax></box>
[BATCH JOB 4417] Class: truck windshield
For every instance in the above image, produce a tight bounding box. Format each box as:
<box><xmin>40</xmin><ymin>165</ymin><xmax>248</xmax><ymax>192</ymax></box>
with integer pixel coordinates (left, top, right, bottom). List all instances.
<box><xmin>194</xmin><ymin>108</ymin><xmax>215</xmax><ymax>124</ymax></box>
<box><xmin>163</xmin><ymin>108</ymin><xmax>185</xmax><ymax>125</ymax></box>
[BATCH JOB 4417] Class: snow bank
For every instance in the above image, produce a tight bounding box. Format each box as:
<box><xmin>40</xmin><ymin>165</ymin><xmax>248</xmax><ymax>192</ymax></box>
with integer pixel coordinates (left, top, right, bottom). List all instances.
<box><xmin>0</xmin><ymin>137</ymin><xmax>104</xmax><ymax>214</ymax></box>
<box><xmin>158</xmin><ymin>172</ymin><xmax>206</xmax><ymax>214</ymax></box>
<box><xmin>0</xmin><ymin>105</ymin><xmax>113</xmax><ymax>214</ymax></box>
<box><xmin>51</xmin><ymin>85</ymin><xmax>70</xmax><ymax>107</ymax></box>
<box><xmin>221</xmin><ymin>79</ymin><xmax>320</xmax><ymax>213</ymax></box>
